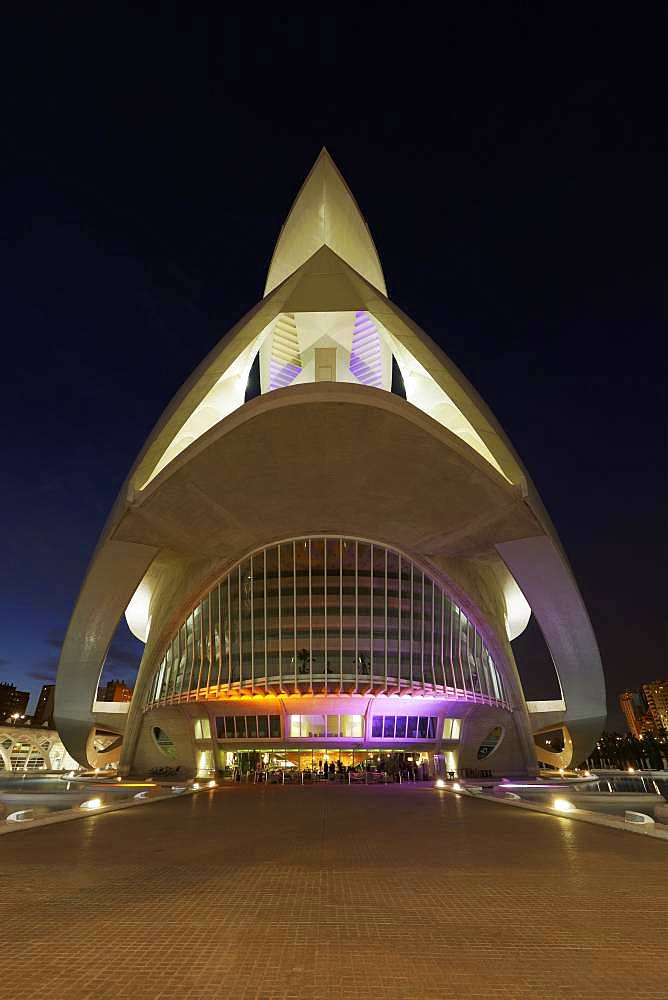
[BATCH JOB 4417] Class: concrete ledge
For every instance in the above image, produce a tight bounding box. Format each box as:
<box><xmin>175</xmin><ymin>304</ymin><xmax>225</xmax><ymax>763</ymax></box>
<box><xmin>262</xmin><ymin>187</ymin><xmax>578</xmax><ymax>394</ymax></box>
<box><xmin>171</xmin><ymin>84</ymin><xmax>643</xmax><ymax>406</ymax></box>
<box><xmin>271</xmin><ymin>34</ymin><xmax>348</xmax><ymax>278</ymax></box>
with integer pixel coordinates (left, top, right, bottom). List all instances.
<box><xmin>434</xmin><ymin>783</ymin><xmax>668</xmax><ymax>841</ymax></box>
<box><xmin>0</xmin><ymin>783</ymin><xmax>218</xmax><ymax>836</ymax></box>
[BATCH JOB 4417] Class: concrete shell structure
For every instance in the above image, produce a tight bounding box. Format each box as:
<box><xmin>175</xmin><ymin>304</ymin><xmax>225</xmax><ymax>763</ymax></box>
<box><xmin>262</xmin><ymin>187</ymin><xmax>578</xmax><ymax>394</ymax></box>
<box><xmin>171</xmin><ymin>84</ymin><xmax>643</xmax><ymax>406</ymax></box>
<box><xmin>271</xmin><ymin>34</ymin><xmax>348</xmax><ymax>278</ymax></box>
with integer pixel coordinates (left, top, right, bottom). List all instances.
<box><xmin>0</xmin><ymin>726</ymin><xmax>78</xmax><ymax>773</ymax></box>
<box><xmin>55</xmin><ymin>150</ymin><xmax>606</xmax><ymax>779</ymax></box>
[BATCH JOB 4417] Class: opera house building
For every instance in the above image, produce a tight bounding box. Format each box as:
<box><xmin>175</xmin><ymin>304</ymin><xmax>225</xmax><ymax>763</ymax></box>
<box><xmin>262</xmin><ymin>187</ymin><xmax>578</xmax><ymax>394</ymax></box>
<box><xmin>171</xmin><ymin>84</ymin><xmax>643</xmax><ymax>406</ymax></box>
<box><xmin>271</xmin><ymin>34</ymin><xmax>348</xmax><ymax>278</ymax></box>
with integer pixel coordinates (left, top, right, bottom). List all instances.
<box><xmin>55</xmin><ymin>151</ymin><xmax>606</xmax><ymax>780</ymax></box>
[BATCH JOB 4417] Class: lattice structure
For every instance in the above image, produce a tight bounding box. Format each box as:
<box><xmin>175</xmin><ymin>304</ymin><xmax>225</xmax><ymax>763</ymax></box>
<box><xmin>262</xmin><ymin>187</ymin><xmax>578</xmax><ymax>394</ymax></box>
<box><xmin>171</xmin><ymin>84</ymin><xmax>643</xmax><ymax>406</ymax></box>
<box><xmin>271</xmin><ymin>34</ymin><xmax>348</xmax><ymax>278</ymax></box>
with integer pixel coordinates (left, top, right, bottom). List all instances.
<box><xmin>349</xmin><ymin>311</ymin><xmax>382</xmax><ymax>387</ymax></box>
<box><xmin>269</xmin><ymin>314</ymin><xmax>302</xmax><ymax>390</ymax></box>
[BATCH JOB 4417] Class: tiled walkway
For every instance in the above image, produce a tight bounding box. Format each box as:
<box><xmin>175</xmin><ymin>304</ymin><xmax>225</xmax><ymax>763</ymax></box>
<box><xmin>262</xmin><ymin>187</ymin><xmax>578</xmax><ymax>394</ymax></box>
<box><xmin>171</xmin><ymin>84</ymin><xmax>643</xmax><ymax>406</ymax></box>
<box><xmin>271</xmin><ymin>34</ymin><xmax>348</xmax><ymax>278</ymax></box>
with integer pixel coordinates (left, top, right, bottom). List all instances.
<box><xmin>1</xmin><ymin>784</ymin><xmax>667</xmax><ymax>999</ymax></box>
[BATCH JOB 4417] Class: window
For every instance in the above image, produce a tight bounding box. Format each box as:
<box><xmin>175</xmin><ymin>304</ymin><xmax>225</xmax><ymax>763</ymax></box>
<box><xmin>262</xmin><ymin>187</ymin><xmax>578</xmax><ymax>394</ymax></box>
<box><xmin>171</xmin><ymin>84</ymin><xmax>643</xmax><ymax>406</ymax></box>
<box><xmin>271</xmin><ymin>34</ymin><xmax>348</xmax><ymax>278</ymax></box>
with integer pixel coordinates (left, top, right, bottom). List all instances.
<box><xmin>371</xmin><ymin>715</ymin><xmax>439</xmax><ymax>740</ymax></box>
<box><xmin>152</xmin><ymin>727</ymin><xmax>176</xmax><ymax>759</ymax></box>
<box><xmin>477</xmin><ymin>726</ymin><xmax>503</xmax><ymax>759</ymax></box>
<box><xmin>214</xmin><ymin>715</ymin><xmax>281</xmax><ymax>739</ymax></box>
<box><xmin>442</xmin><ymin>718</ymin><xmax>461</xmax><ymax>741</ymax></box>
<box><xmin>340</xmin><ymin>714</ymin><xmax>363</xmax><ymax>738</ymax></box>
<box><xmin>194</xmin><ymin>718</ymin><xmax>211</xmax><ymax>740</ymax></box>
<box><xmin>288</xmin><ymin>714</ymin><xmax>325</xmax><ymax>738</ymax></box>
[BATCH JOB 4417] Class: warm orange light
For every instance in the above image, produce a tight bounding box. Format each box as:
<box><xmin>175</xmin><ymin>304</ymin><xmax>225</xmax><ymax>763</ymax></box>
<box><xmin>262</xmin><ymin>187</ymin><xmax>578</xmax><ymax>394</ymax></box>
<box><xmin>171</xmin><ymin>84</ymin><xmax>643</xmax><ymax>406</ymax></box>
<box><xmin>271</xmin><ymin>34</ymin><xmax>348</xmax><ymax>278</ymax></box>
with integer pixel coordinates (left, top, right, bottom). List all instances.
<box><xmin>87</xmin><ymin>781</ymin><xmax>155</xmax><ymax>788</ymax></box>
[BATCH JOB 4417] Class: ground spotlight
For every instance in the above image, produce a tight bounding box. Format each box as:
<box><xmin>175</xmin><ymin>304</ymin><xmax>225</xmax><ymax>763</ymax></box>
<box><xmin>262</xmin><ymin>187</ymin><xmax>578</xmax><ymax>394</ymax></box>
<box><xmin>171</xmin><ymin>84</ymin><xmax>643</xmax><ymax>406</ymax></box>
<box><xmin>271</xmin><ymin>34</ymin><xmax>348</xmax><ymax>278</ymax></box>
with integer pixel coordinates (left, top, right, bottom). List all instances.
<box><xmin>552</xmin><ymin>798</ymin><xmax>575</xmax><ymax>812</ymax></box>
<box><xmin>80</xmin><ymin>797</ymin><xmax>103</xmax><ymax>810</ymax></box>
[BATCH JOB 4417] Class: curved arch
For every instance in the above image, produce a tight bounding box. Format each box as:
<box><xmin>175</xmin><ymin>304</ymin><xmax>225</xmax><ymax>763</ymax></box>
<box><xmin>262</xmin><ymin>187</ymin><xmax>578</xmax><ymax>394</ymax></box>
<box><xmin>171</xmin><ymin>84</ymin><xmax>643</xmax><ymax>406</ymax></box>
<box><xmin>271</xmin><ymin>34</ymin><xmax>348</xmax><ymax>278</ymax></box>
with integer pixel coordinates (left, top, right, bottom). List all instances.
<box><xmin>143</xmin><ymin>534</ymin><xmax>510</xmax><ymax>707</ymax></box>
<box><xmin>56</xmin><ymin>382</ymin><xmax>536</xmax><ymax>766</ymax></box>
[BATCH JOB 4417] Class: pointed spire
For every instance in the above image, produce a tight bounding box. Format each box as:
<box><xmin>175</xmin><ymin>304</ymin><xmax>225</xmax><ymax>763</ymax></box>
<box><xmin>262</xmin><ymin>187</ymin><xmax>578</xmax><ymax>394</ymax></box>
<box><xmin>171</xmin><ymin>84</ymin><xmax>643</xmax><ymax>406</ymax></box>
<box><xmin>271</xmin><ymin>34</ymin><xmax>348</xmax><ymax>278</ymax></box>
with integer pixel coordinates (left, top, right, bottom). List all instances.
<box><xmin>264</xmin><ymin>149</ymin><xmax>387</xmax><ymax>297</ymax></box>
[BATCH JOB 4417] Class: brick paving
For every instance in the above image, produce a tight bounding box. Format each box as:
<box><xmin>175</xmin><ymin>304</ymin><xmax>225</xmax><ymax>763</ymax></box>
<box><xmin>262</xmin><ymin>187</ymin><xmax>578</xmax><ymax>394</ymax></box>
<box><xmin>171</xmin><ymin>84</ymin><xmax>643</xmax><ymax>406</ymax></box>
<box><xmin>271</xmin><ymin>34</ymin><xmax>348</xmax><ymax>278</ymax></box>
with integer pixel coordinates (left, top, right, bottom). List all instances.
<box><xmin>1</xmin><ymin>784</ymin><xmax>667</xmax><ymax>999</ymax></box>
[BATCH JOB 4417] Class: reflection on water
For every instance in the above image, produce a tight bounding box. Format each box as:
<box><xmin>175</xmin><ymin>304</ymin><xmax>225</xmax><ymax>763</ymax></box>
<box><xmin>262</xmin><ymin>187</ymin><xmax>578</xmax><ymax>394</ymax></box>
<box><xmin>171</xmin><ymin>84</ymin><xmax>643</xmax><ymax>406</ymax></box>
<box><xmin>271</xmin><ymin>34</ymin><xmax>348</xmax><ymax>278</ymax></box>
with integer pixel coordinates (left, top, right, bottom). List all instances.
<box><xmin>0</xmin><ymin>773</ymin><xmax>156</xmax><ymax>818</ymax></box>
<box><xmin>516</xmin><ymin>775</ymin><xmax>667</xmax><ymax>820</ymax></box>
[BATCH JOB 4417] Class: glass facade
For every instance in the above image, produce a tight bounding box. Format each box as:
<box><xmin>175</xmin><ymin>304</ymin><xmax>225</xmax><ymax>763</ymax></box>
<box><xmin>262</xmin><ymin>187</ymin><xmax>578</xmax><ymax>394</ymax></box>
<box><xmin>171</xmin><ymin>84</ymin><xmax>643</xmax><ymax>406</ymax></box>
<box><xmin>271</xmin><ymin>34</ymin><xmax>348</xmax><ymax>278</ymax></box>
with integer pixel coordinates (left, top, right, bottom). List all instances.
<box><xmin>287</xmin><ymin>714</ymin><xmax>365</xmax><ymax>738</ymax></box>
<box><xmin>215</xmin><ymin>715</ymin><xmax>281</xmax><ymax>739</ymax></box>
<box><xmin>144</xmin><ymin>536</ymin><xmax>509</xmax><ymax>710</ymax></box>
<box><xmin>371</xmin><ymin>715</ymin><xmax>438</xmax><ymax>740</ymax></box>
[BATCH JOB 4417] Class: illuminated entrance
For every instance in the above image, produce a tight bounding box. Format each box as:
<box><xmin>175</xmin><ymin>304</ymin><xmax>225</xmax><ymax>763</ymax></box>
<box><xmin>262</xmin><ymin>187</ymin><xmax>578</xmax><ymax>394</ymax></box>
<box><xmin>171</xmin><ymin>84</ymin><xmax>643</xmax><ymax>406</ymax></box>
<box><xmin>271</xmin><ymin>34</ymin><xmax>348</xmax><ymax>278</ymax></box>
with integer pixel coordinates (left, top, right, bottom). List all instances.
<box><xmin>218</xmin><ymin>747</ymin><xmax>431</xmax><ymax>780</ymax></box>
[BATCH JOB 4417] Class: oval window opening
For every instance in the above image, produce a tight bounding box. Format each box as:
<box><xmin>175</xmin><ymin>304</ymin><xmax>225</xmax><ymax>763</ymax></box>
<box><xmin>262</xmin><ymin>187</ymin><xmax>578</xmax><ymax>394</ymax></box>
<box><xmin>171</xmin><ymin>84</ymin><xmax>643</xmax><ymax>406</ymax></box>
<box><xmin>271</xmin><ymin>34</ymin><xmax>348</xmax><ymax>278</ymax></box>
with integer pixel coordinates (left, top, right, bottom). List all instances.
<box><xmin>477</xmin><ymin>726</ymin><xmax>503</xmax><ymax>760</ymax></box>
<box><xmin>152</xmin><ymin>727</ymin><xmax>176</xmax><ymax>760</ymax></box>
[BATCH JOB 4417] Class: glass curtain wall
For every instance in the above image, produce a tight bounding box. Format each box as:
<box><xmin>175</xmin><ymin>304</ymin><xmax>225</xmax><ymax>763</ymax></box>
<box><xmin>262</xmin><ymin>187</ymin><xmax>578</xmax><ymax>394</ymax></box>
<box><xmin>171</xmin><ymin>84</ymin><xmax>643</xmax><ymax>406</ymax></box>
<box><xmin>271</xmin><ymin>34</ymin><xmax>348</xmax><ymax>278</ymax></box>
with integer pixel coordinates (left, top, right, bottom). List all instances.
<box><xmin>145</xmin><ymin>537</ymin><xmax>509</xmax><ymax>709</ymax></box>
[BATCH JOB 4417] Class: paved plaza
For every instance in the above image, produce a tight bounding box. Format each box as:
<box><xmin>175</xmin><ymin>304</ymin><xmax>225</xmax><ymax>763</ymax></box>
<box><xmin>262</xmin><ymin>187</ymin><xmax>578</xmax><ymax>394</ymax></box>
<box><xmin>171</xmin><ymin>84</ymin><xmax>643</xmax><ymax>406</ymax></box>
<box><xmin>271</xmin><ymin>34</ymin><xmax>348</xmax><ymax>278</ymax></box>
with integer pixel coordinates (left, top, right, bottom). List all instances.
<box><xmin>1</xmin><ymin>784</ymin><xmax>667</xmax><ymax>999</ymax></box>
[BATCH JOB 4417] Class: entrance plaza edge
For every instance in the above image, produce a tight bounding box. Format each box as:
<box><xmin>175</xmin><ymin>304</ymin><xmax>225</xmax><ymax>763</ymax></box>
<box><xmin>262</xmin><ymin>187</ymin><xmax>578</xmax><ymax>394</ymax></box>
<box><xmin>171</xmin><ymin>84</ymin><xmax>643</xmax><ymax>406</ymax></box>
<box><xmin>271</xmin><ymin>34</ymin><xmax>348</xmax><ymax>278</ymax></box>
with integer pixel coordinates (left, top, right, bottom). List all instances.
<box><xmin>54</xmin><ymin>151</ymin><xmax>607</xmax><ymax>780</ymax></box>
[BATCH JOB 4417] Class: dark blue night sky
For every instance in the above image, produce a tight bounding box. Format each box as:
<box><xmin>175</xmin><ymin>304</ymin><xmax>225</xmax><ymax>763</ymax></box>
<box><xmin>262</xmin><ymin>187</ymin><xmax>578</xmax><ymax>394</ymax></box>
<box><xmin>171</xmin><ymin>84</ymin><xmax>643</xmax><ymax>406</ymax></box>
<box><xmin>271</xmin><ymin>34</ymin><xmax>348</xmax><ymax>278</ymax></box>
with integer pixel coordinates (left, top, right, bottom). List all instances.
<box><xmin>1</xmin><ymin>9</ymin><xmax>665</xmax><ymax>729</ymax></box>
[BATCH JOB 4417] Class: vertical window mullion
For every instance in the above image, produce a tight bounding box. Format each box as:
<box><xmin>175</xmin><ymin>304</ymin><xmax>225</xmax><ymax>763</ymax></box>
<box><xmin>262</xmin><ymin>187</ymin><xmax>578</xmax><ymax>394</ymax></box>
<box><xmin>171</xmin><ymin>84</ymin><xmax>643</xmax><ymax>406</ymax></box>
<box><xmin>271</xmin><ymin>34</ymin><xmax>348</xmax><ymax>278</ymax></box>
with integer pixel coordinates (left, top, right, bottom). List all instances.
<box><xmin>398</xmin><ymin>554</ymin><xmax>402</xmax><ymax>686</ymax></box>
<box><xmin>238</xmin><ymin>565</ymin><xmax>242</xmax><ymax>691</ymax></box>
<box><xmin>189</xmin><ymin>611</ymin><xmax>200</xmax><ymax>697</ymax></box>
<box><xmin>263</xmin><ymin>548</ymin><xmax>268</xmax><ymax>694</ymax></box>
<box><xmin>466</xmin><ymin>623</ymin><xmax>476</xmax><ymax>701</ymax></box>
<box><xmin>308</xmin><ymin>538</ymin><xmax>313</xmax><ymax>691</ymax></box>
<box><xmin>250</xmin><ymin>556</ymin><xmax>255</xmax><ymax>693</ymax></box>
<box><xmin>370</xmin><ymin>544</ymin><xmax>374</xmax><ymax>681</ymax></box>
<box><xmin>478</xmin><ymin>631</ymin><xmax>491</xmax><ymax>703</ymax></box>
<box><xmin>420</xmin><ymin>572</ymin><xmax>425</xmax><ymax>690</ymax></box>
<box><xmin>216</xmin><ymin>583</ymin><xmax>223</xmax><ymax>692</ymax></box>
<box><xmin>182</xmin><ymin>615</ymin><xmax>191</xmax><ymax>698</ymax></box>
<box><xmin>339</xmin><ymin>538</ymin><xmax>343</xmax><ymax>687</ymax></box>
<box><xmin>168</xmin><ymin>630</ymin><xmax>178</xmax><ymax>701</ymax></box>
<box><xmin>384</xmin><ymin>547</ymin><xmax>388</xmax><ymax>692</ymax></box>
<box><xmin>354</xmin><ymin>540</ymin><xmax>359</xmax><ymax>692</ymax></box>
<box><xmin>205</xmin><ymin>591</ymin><xmax>213</xmax><ymax>695</ymax></box>
<box><xmin>227</xmin><ymin>576</ymin><xmax>232</xmax><ymax>690</ymax></box>
<box><xmin>440</xmin><ymin>587</ymin><xmax>447</xmax><ymax>690</ymax></box>
<box><xmin>410</xmin><ymin>563</ymin><xmax>414</xmax><ymax>690</ymax></box>
<box><xmin>195</xmin><ymin>599</ymin><xmax>205</xmax><ymax>694</ymax></box>
<box><xmin>498</xmin><ymin>664</ymin><xmax>509</xmax><ymax>707</ymax></box>
<box><xmin>458</xmin><ymin>611</ymin><xmax>468</xmax><ymax>698</ymax></box>
<box><xmin>450</xmin><ymin>603</ymin><xmax>458</xmax><ymax>698</ymax></box>
<box><xmin>293</xmin><ymin>541</ymin><xmax>297</xmax><ymax>690</ymax></box>
<box><xmin>431</xmin><ymin>579</ymin><xmax>435</xmax><ymax>689</ymax></box>
<box><xmin>277</xmin><ymin>544</ymin><xmax>282</xmax><ymax>692</ymax></box>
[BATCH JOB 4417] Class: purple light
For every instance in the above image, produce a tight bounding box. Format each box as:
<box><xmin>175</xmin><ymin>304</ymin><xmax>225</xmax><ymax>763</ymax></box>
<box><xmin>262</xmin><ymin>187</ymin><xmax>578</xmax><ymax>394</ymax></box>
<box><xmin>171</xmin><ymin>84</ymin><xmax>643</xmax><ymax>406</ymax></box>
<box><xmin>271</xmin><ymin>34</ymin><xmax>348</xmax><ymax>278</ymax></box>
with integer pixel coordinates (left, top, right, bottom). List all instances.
<box><xmin>349</xmin><ymin>311</ymin><xmax>382</xmax><ymax>387</ymax></box>
<box><xmin>502</xmin><ymin>783</ymin><xmax>567</xmax><ymax>789</ymax></box>
<box><xmin>270</xmin><ymin>359</ymin><xmax>302</xmax><ymax>391</ymax></box>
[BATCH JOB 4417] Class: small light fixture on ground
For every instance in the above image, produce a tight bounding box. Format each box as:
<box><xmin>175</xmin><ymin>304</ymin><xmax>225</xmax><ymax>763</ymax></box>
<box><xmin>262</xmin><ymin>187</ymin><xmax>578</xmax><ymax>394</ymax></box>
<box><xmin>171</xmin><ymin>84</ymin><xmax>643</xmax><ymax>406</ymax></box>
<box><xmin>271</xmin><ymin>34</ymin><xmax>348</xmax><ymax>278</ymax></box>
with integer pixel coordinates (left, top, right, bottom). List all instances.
<box><xmin>452</xmin><ymin>782</ymin><xmax>462</xmax><ymax>791</ymax></box>
<box><xmin>435</xmin><ymin>778</ymin><xmax>446</xmax><ymax>788</ymax></box>
<box><xmin>552</xmin><ymin>798</ymin><xmax>575</xmax><ymax>812</ymax></box>
<box><xmin>208</xmin><ymin>780</ymin><xmax>217</xmax><ymax>788</ymax></box>
<box><xmin>80</xmin><ymin>797</ymin><xmax>103</xmax><ymax>810</ymax></box>
<box><xmin>191</xmin><ymin>782</ymin><xmax>200</xmax><ymax>790</ymax></box>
